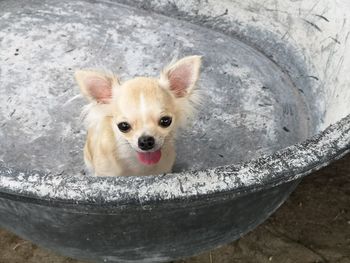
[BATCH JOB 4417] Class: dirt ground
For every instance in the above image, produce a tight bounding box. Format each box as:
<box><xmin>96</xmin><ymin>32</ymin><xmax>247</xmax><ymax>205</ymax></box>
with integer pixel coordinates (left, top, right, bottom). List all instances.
<box><xmin>0</xmin><ymin>154</ymin><xmax>349</xmax><ymax>263</ymax></box>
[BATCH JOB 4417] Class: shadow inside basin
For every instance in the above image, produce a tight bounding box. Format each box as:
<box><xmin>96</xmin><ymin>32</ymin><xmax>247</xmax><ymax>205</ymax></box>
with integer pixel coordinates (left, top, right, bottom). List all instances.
<box><xmin>0</xmin><ymin>0</ymin><xmax>314</xmax><ymax>175</ymax></box>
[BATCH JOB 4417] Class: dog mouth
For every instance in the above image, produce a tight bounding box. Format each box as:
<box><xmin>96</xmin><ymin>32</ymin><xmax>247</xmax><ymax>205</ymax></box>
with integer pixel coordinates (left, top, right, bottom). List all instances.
<box><xmin>136</xmin><ymin>149</ymin><xmax>162</xmax><ymax>165</ymax></box>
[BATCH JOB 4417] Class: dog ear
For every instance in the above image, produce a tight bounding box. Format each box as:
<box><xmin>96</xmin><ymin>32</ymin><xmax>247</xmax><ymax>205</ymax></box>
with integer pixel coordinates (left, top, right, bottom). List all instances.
<box><xmin>74</xmin><ymin>70</ymin><xmax>118</xmax><ymax>103</ymax></box>
<box><xmin>160</xmin><ymin>55</ymin><xmax>202</xmax><ymax>98</ymax></box>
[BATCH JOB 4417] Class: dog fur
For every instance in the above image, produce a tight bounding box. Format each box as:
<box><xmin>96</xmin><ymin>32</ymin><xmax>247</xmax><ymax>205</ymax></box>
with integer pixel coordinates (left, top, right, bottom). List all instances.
<box><xmin>75</xmin><ymin>56</ymin><xmax>201</xmax><ymax>176</ymax></box>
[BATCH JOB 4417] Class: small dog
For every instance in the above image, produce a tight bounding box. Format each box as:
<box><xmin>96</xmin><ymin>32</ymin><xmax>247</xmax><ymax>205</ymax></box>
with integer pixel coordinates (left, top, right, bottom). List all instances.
<box><xmin>75</xmin><ymin>56</ymin><xmax>202</xmax><ymax>176</ymax></box>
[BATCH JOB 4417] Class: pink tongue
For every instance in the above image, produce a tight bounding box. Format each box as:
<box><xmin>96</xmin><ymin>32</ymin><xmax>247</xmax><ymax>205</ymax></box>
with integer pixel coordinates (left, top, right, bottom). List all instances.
<box><xmin>137</xmin><ymin>149</ymin><xmax>162</xmax><ymax>165</ymax></box>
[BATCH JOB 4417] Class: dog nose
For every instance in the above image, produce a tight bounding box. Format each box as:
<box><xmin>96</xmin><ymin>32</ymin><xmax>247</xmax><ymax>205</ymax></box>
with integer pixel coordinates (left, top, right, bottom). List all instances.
<box><xmin>138</xmin><ymin>136</ymin><xmax>155</xmax><ymax>151</ymax></box>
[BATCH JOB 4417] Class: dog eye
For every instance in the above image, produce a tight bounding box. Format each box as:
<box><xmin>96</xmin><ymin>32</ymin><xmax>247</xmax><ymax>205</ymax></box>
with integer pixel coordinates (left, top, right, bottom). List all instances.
<box><xmin>117</xmin><ymin>122</ymin><xmax>131</xmax><ymax>133</ymax></box>
<box><xmin>159</xmin><ymin>116</ymin><xmax>172</xmax><ymax>128</ymax></box>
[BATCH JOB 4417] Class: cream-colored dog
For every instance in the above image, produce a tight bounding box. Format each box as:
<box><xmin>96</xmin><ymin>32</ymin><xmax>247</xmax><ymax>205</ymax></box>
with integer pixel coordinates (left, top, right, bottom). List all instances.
<box><xmin>75</xmin><ymin>56</ymin><xmax>202</xmax><ymax>176</ymax></box>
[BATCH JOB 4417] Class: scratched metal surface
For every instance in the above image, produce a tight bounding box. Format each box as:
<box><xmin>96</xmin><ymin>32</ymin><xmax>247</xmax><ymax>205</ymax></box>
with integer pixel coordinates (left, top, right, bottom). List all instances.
<box><xmin>0</xmin><ymin>0</ymin><xmax>349</xmax><ymax>263</ymax></box>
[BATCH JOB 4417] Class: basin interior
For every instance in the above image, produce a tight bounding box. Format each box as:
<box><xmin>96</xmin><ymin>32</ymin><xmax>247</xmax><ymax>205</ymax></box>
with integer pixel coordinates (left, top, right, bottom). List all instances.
<box><xmin>0</xmin><ymin>0</ymin><xmax>318</xmax><ymax>175</ymax></box>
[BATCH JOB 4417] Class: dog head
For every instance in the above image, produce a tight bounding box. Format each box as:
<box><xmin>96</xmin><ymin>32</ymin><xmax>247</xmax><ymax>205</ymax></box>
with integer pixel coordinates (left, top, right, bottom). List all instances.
<box><xmin>75</xmin><ymin>56</ymin><xmax>202</xmax><ymax>165</ymax></box>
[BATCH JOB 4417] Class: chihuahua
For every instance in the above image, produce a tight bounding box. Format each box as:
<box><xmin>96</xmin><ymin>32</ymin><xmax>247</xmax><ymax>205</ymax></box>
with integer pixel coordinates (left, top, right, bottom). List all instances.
<box><xmin>75</xmin><ymin>56</ymin><xmax>202</xmax><ymax>176</ymax></box>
